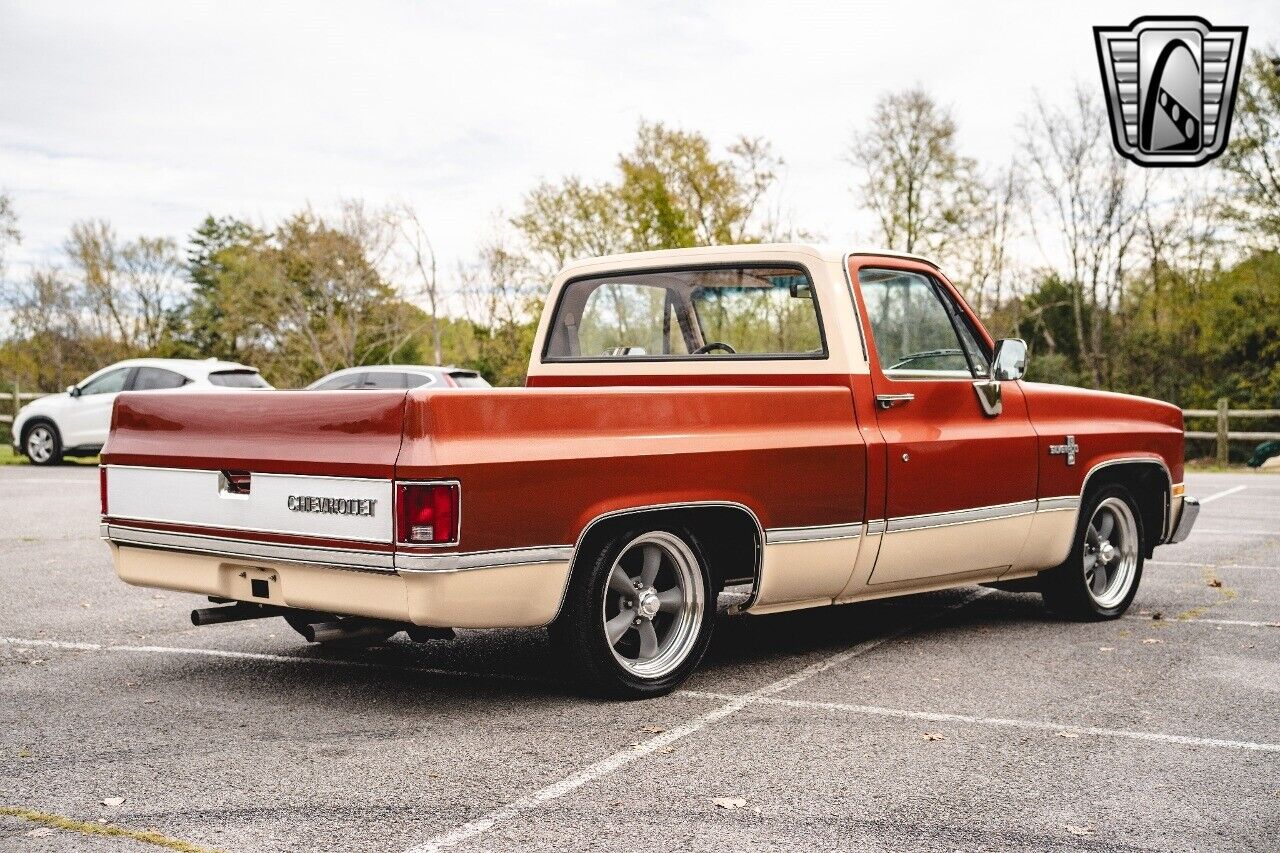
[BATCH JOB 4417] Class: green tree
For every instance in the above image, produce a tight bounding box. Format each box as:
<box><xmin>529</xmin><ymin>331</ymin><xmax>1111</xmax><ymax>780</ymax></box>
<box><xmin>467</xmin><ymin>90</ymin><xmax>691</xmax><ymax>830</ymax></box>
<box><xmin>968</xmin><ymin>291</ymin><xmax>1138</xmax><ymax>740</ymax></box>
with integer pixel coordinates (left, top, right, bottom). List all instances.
<box><xmin>847</xmin><ymin>88</ymin><xmax>983</xmax><ymax>256</ymax></box>
<box><xmin>1219</xmin><ymin>50</ymin><xmax>1280</xmax><ymax>249</ymax></box>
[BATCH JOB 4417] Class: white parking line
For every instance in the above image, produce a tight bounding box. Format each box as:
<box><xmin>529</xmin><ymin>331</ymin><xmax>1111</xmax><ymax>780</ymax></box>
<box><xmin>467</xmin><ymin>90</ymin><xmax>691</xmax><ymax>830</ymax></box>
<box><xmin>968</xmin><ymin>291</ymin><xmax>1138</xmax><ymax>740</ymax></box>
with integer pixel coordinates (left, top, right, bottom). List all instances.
<box><xmin>677</xmin><ymin>691</ymin><xmax>1280</xmax><ymax>753</ymax></box>
<box><xmin>0</xmin><ymin>637</ymin><xmax>547</xmax><ymax>685</ymax></box>
<box><xmin>1149</xmin><ymin>559</ymin><xmax>1278</xmax><ymax>571</ymax></box>
<box><xmin>400</xmin><ymin>589</ymin><xmax>991</xmax><ymax>853</ymax></box>
<box><xmin>1125</xmin><ymin>615</ymin><xmax>1280</xmax><ymax>629</ymax></box>
<box><xmin>1194</xmin><ymin>528</ymin><xmax>1279</xmax><ymax>536</ymax></box>
<box><xmin>1199</xmin><ymin>485</ymin><xmax>1247</xmax><ymax>504</ymax></box>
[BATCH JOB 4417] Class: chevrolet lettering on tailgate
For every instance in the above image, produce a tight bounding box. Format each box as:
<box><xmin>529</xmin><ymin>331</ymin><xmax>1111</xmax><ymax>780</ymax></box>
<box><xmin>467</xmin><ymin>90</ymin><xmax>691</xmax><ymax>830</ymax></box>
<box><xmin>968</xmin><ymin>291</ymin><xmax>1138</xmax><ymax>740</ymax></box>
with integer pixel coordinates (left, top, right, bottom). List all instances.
<box><xmin>286</xmin><ymin>495</ymin><xmax>377</xmax><ymax>517</ymax></box>
<box><xmin>98</xmin><ymin>244</ymin><xmax>1200</xmax><ymax>699</ymax></box>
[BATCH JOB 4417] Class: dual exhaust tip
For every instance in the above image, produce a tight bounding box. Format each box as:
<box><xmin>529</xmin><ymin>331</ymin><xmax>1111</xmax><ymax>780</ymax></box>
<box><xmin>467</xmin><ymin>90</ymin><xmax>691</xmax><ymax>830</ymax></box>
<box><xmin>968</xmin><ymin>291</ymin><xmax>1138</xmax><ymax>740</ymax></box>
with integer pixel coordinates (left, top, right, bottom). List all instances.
<box><xmin>190</xmin><ymin>602</ymin><xmax>453</xmax><ymax>643</ymax></box>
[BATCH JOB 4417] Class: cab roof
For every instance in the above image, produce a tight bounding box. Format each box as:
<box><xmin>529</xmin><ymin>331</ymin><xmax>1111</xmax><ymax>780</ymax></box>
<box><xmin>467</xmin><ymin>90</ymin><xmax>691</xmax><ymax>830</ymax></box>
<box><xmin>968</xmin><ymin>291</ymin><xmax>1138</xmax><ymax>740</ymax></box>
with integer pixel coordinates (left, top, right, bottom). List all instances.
<box><xmin>556</xmin><ymin>243</ymin><xmax>940</xmax><ymax>274</ymax></box>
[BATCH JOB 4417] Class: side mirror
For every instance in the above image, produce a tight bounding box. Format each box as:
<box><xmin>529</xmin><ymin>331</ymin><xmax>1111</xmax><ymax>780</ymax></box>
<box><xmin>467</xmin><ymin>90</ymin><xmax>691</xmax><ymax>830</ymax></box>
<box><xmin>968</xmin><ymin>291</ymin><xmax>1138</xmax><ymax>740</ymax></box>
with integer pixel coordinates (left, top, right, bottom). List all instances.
<box><xmin>789</xmin><ymin>281</ymin><xmax>813</xmax><ymax>299</ymax></box>
<box><xmin>66</xmin><ymin>385</ymin><xmax>80</xmax><ymax>398</ymax></box>
<box><xmin>991</xmin><ymin>339</ymin><xmax>1028</xmax><ymax>381</ymax></box>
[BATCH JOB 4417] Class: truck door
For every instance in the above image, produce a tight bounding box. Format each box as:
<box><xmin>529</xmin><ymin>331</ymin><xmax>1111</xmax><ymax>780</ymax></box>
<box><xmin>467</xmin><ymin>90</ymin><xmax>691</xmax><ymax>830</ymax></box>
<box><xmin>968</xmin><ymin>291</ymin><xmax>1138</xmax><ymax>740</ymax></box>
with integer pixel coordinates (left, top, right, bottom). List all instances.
<box><xmin>850</xmin><ymin>260</ymin><xmax>1038</xmax><ymax>585</ymax></box>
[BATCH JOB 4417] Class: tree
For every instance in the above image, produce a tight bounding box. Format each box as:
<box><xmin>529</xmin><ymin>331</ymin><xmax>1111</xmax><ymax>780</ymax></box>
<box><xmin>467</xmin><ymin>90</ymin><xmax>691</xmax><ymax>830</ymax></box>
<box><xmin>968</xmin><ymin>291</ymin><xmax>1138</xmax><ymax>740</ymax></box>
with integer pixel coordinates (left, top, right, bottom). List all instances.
<box><xmin>513</xmin><ymin>121</ymin><xmax>787</xmax><ymax>274</ymax></box>
<box><xmin>1021</xmin><ymin>87</ymin><xmax>1148</xmax><ymax>388</ymax></box>
<box><xmin>1219</xmin><ymin>50</ymin><xmax>1280</xmax><ymax>250</ymax></box>
<box><xmin>847</xmin><ymin>88</ymin><xmax>983</xmax><ymax>256</ymax></box>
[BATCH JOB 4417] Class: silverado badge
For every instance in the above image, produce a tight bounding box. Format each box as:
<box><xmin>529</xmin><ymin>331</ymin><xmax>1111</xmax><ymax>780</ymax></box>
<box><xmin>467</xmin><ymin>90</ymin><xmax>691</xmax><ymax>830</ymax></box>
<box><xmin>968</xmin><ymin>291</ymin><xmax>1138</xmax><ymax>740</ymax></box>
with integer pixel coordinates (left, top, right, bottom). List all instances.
<box><xmin>1049</xmin><ymin>436</ymin><xmax>1079</xmax><ymax>466</ymax></box>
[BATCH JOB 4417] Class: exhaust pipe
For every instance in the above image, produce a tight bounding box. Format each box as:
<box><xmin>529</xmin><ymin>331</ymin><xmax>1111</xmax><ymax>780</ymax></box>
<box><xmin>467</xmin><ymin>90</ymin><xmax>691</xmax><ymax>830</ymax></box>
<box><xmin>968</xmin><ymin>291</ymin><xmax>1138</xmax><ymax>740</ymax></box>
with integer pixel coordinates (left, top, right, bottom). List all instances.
<box><xmin>190</xmin><ymin>603</ymin><xmax>280</xmax><ymax>626</ymax></box>
<box><xmin>301</xmin><ymin>618</ymin><xmax>394</xmax><ymax>644</ymax></box>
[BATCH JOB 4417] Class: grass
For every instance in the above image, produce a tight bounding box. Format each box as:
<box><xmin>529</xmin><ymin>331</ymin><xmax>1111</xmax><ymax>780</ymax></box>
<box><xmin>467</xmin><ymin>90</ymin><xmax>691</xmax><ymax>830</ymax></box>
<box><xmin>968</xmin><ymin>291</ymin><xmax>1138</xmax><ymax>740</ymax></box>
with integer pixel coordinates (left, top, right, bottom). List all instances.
<box><xmin>0</xmin><ymin>444</ymin><xmax>99</xmax><ymax>467</ymax></box>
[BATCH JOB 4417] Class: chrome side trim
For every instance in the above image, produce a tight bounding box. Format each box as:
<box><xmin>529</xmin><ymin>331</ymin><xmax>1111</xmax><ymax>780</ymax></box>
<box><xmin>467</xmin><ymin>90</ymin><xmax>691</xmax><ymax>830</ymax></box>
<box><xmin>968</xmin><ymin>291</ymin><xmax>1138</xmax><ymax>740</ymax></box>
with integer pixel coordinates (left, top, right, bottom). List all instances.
<box><xmin>105</xmin><ymin>524</ymin><xmax>396</xmax><ymax>573</ymax></box>
<box><xmin>764</xmin><ymin>523</ymin><xmax>862</xmax><ymax>545</ymax></box>
<box><xmin>396</xmin><ymin>546</ymin><xmax>574</xmax><ymax>574</ymax></box>
<box><xmin>865</xmin><ymin>519</ymin><xmax>887</xmax><ymax>536</ymax></box>
<box><xmin>1037</xmin><ymin>496</ymin><xmax>1082</xmax><ymax>512</ymax></box>
<box><xmin>887</xmin><ymin>500</ymin><xmax>1038</xmax><ymax>533</ymax></box>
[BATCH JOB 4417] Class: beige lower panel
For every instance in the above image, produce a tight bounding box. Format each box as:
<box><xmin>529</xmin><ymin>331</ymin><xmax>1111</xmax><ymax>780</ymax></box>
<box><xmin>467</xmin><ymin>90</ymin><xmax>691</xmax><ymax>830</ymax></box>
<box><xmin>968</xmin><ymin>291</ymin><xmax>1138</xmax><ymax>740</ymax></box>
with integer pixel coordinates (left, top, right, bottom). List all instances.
<box><xmin>112</xmin><ymin>544</ymin><xmax>410</xmax><ymax>621</ymax></box>
<box><xmin>750</xmin><ymin>537</ymin><xmax>860</xmax><ymax>610</ymax></box>
<box><xmin>867</xmin><ymin>514</ymin><xmax>1033</xmax><ymax>586</ymax></box>
<box><xmin>112</xmin><ymin>544</ymin><xmax>571</xmax><ymax>629</ymax></box>
<box><xmin>1011</xmin><ymin>509</ymin><xmax>1078</xmax><ymax>574</ymax></box>
<box><xmin>402</xmin><ymin>561</ymin><xmax>570</xmax><ymax>628</ymax></box>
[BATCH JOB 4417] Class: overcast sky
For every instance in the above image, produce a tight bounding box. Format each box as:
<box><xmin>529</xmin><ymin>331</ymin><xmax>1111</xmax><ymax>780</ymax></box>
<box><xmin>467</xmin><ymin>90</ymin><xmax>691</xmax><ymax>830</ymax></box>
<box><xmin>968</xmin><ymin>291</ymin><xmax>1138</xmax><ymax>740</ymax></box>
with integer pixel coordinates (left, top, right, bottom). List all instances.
<box><xmin>1</xmin><ymin>0</ymin><xmax>1274</xmax><ymax>281</ymax></box>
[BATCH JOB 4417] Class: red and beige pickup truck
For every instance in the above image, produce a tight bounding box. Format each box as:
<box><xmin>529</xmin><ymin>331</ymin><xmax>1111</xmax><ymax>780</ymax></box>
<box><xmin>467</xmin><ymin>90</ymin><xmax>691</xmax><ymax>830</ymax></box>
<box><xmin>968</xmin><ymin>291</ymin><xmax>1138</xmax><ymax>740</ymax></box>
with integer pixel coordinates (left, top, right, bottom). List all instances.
<box><xmin>100</xmin><ymin>244</ymin><xmax>1199</xmax><ymax>697</ymax></box>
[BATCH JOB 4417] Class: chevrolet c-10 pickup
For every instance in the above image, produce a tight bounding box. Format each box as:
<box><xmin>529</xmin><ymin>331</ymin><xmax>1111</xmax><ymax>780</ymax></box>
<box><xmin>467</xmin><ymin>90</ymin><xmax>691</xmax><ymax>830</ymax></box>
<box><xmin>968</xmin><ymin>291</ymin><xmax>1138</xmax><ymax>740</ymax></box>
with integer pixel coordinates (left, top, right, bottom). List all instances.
<box><xmin>100</xmin><ymin>244</ymin><xmax>1199</xmax><ymax>697</ymax></box>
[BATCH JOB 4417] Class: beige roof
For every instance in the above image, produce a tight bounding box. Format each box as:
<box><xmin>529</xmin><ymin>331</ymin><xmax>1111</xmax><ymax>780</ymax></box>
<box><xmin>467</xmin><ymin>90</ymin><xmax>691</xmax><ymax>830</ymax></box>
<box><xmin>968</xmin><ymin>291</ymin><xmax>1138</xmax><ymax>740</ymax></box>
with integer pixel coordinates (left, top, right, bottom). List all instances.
<box><xmin>558</xmin><ymin>243</ymin><xmax>939</xmax><ymax>273</ymax></box>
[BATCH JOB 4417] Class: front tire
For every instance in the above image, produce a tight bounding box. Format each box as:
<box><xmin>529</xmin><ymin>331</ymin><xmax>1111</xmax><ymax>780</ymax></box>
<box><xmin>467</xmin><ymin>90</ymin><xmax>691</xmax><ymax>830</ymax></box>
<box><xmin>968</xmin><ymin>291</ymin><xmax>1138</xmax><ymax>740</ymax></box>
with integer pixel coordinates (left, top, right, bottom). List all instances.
<box><xmin>24</xmin><ymin>422</ymin><xmax>63</xmax><ymax>466</ymax></box>
<box><xmin>1040</xmin><ymin>485</ymin><xmax>1145</xmax><ymax>620</ymax></box>
<box><xmin>552</xmin><ymin>527</ymin><xmax>714</xmax><ymax>699</ymax></box>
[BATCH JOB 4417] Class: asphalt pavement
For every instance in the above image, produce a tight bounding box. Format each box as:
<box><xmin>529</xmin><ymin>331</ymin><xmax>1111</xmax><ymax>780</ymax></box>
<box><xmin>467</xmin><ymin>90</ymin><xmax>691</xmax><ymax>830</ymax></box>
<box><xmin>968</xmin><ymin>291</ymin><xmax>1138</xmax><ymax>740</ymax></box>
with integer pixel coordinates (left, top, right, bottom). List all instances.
<box><xmin>1</xmin><ymin>467</ymin><xmax>1277</xmax><ymax>852</ymax></box>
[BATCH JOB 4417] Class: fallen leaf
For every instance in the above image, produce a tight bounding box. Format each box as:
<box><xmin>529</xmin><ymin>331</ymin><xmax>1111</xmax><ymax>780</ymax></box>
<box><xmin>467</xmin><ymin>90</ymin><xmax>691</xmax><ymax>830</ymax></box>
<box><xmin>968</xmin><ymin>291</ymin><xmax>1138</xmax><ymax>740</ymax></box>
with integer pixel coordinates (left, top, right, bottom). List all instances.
<box><xmin>712</xmin><ymin>797</ymin><xmax>747</xmax><ymax>810</ymax></box>
<box><xmin>658</xmin><ymin>746</ymin><xmax>676</xmax><ymax>754</ymax></box>
<box><xmin>1151</xmin><ymin>611</ymin><xmax>1164</xmax><ymax>620</ymax></box>
<box><xmin>1055</xmin><ymin>731</ymin><xmax>1080</xmax><ymax>738</ymax></box>
<box><xmin>102</xmin><ymin>797</ymin><xmax>126</xmax><ymax>807</ymax></box>
<box><xmin>1141</xmin><ymin>638</ymin><xmax>1163</xmax><ymax>644</ymax></box>
<box><xmin>641</xmin><ymin>725</ymin><xmax>666</xmax><ymax>734</ymax></box>
<box><xmin>1065</xmin><ymin>824</ymin><xmax>1094</xmax><ymax>837</ymax></box>
<box><xmin>1099</xmin><ymin>647</ymin><xmax>1114</xmax><ymax>652</ymax></box>
<box><xmin>27</xmin><ymin>827</ymin><xmax>55</xmax><ymax>838</ymax></box>
<box><xmin>1207</xmin><ymin>578</ymin><xmax>1223</xmax><ymax>588</ymax></box>
<box><xmin>922</xmin><ymin>732</ymin><xmax>946</xmax><ymax>741</ymax></box>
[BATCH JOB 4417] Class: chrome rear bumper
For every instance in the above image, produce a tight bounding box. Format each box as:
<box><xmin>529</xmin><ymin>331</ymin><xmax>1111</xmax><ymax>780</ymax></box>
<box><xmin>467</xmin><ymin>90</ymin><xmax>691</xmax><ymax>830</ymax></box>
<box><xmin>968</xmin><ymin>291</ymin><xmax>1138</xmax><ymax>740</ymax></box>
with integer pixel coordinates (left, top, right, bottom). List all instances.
<box><xmin>1168</xmin><ymin>496</ymin><xmax>1200</xmax><ymax>544</ymax></box>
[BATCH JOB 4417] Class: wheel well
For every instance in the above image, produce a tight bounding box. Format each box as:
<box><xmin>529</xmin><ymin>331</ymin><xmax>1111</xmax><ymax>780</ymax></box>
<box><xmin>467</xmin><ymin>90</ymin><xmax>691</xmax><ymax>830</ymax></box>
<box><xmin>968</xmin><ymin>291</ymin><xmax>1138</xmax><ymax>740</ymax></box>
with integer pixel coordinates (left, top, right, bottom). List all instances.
<box><xmin>1083</xmin><ymin>462</ymin><xmax>1169</xmax><ymax>557</ymax></box>
<box><xmin>570</xmin><ymin>505</ymin><xmax>762</xmax><ymax>597</ymax></box>
<box><xmin>20</xmin><ymin>417</ymin><xmax>58</xmax><ymax>443</ymax></box>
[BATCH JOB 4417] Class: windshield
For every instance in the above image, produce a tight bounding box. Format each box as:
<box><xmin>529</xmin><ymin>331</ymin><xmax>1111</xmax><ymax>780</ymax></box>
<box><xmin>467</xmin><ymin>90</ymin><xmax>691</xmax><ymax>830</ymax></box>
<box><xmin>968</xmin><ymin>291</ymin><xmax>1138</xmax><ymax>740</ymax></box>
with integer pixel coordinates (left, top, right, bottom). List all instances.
<box><xmin>543</xmin><ymin>265</ymin><xmax>826</xmax><ymax>361</ymax></box>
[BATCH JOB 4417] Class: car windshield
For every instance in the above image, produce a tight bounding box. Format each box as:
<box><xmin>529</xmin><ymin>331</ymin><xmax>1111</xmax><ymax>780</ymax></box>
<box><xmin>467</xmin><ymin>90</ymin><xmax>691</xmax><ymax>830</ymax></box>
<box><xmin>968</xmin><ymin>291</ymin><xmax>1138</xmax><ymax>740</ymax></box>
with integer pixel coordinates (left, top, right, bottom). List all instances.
<box><xmin>543</xmin><ymin>265</ymin><xmax>826</xmax><ymax>360</ymax></box>
<box><xmin>208</xmin><ymin>370</ymin><xmax>271</xmax><ymax>388</ymax></box>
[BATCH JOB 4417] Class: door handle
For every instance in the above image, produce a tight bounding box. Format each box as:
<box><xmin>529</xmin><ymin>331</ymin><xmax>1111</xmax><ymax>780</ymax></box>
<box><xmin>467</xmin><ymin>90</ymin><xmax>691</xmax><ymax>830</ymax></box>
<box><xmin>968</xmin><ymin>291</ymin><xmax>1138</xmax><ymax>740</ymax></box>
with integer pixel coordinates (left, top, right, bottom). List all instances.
<box><xmin>875</xmin><ymin>394</ymin><xmax>915</xmax><ymax>410</ymax></box>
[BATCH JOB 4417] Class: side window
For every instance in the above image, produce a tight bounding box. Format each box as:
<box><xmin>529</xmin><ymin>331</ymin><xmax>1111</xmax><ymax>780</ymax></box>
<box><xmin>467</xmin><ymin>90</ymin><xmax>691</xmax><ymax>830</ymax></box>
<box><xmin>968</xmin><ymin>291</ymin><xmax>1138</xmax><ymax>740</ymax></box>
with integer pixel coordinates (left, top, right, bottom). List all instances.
<box><xmin>79</xmin><ymin>368</ymin><xmax>129</xmax><ymax>396</ymax></box>
<box><xmin>360</xmin><ymin>372</ymin><xmax>406</xmax><ymax>389</ymax></box>
<box><xmin>405</xmin><ymin>374</ymin><xmax>436</xmax><ymax>389</ymax></box>
<box><xmin>313</xmin><ymin>374</ymin><xmax>365</xmax><ymax>391</ymax></box>
<box><xmin>132</xmin><ymin>367</ymin><xmax>189</xmax><ymax>391</ymax></box>
<box><xmin>858</xmin><ymin>269</ymin><xmax>988</xmax><ymax>378</ymax></box>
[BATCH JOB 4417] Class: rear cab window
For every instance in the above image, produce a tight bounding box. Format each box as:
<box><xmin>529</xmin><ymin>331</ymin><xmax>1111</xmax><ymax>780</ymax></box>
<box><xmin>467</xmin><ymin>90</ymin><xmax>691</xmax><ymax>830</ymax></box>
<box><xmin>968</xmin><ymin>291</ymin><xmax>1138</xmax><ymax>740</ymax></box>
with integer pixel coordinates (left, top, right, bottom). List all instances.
<box><xmin>543</xmin><ymin>265</ymin><xmax>827</xmax><ymax>361</ymax></box>
<box><xmin>208</xmin><ymin>370</ymin><xmax>271</xmax><ymax>388</ymax></box>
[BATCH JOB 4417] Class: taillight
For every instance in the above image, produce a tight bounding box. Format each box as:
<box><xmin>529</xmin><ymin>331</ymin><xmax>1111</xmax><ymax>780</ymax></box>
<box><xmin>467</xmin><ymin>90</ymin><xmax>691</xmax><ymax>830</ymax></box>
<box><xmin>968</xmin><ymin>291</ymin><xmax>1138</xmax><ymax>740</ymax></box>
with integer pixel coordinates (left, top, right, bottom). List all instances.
<box><xmin>396</xmin><ymin>482</ymin><xmax>459</xmax><ymax>545</ymax></box>
<box><xmin>99</xmin><ymin>466</ymin><xmax>108</xmax><ymax>515</ymax></box>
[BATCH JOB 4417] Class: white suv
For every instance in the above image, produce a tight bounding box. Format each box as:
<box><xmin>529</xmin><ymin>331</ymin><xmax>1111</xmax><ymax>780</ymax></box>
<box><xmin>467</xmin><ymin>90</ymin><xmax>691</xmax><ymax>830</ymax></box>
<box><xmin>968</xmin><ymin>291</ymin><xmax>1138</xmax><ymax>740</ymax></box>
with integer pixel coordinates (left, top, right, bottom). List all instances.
<box><xmin>12</xmin><ymin>358</ymin><xmax>271</xmax><ymax>465</ymax></box>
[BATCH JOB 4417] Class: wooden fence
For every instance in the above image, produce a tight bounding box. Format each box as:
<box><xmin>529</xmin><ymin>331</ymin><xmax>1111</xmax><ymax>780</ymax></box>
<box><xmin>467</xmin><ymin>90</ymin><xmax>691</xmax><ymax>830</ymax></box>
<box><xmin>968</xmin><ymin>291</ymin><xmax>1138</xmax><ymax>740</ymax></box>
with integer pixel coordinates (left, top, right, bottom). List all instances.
<box><xmin>1183</xmin><ymin>398</ymin><xmax>1280</xmax><ymax>466</ymax></box>
<box><xmin>1</xmin><ymin>387</ymin><xmax>48</xmax><ymax>427</ymax></box>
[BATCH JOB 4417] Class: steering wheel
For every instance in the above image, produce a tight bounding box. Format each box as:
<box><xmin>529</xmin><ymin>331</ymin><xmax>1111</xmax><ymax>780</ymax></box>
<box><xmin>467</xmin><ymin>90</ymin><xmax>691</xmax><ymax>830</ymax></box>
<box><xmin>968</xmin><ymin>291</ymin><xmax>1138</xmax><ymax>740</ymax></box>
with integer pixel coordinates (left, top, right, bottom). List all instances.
<box><xmin>693</xmin><ymin>342</ymin><xmax>736</xmax><ymax>355</ymax></box>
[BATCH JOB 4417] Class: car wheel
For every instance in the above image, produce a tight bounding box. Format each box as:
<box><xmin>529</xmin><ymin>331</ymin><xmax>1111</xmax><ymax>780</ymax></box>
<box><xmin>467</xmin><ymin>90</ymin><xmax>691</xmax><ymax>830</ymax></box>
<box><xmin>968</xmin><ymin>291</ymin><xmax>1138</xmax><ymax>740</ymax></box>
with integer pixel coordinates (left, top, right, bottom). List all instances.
<box><xmin>552</xmin><ymin>526</ymin><xmax>714</xmax><ymax>699</ymax></box>
<box><xmin>1040</xmin><ymin>484</ymin><xmax>1145</xmax><ymax>620</ymax></box>
<box><xmin>24</xmin><ymin>422</ymin><xmax>63</xmax><ymax>466</ymax></box>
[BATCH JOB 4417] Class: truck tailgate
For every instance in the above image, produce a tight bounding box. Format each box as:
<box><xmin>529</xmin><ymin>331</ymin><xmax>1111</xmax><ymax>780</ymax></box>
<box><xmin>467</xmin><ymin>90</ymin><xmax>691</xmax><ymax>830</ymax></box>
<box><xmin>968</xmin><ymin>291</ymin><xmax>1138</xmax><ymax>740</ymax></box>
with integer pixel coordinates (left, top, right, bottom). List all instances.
<box><xmin>104</xmin><ymin>389</ymin><xmax>407</xmax><ymax>478</ymax></box>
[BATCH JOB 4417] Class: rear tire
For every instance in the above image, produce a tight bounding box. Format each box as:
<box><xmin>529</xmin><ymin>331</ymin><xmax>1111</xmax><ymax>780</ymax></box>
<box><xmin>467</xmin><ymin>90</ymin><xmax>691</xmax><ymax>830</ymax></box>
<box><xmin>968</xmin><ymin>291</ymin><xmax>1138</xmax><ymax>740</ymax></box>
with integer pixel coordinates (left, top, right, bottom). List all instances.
<box><xmin>1040</xmin><ymin>485</ymin><xmax>1145</xmax><ymax>620</ymax></box>
<box><xmin>552</xmin><ymin>526</ymin><xmax>714</xmax><ymax>699</ymax></box>
<box><xmin>23</xmin><ymin>421</ymin><xmax>62</xmax><ymax>466</ymax></box>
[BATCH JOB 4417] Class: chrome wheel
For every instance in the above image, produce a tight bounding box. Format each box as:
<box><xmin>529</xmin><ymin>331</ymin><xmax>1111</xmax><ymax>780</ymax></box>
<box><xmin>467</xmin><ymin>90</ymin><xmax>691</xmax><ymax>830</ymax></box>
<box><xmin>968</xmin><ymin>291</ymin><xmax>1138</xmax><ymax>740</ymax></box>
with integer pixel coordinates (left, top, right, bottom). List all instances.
<box><xmin>26</xmin><ymin>425</ymin><xmax>55</xmax><ymax>464</ymax></box>
<box><xmin>602</xmin><ymin>531</ymin><xmax>705</xmax><ymax>679</ymax></box>
<box><xmin>1083</xmin><ymin>497</ymin><xmax>1139</xmax><ymax>609</ymax></box>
